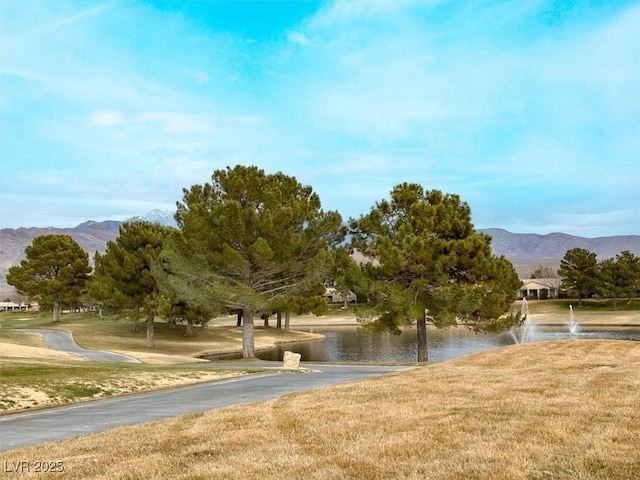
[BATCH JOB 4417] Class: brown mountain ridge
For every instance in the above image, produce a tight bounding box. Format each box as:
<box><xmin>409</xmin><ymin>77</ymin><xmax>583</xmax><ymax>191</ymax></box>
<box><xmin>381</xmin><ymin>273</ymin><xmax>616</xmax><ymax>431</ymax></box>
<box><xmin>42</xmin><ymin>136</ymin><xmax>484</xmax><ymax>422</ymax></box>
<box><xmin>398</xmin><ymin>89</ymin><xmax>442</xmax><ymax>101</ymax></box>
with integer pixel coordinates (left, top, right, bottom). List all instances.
<box><xmin>1</xmin><ymin>221</ymin><xmax>638</xmax><ymax>299</ymax></box>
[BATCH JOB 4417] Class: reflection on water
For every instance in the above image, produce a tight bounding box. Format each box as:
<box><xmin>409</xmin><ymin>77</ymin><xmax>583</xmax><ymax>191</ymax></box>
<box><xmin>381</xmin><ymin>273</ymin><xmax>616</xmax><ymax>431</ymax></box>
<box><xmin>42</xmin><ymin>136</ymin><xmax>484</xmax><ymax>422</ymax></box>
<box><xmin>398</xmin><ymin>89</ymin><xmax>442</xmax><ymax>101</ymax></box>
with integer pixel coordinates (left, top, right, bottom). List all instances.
<box><xmin>254</xmin><ymin>325</ymin><xmax>640</xmax><ymax>363</ymax></box>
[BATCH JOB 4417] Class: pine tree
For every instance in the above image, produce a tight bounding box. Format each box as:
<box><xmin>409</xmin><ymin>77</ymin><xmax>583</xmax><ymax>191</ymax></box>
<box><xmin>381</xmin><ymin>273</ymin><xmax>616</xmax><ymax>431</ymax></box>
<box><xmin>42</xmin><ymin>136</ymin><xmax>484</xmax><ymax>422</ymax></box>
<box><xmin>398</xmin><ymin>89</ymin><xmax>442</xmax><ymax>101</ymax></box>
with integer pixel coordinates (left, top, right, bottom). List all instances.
<box><xmin>89</xmin><ymin>221</ymin><xmax>174</xmax><ymax>347</ymax></box>
<box><xmin>6</xmin><ymin>235</ymin><xmax>91</xmax><ymax>321</ymax></box>
<box><xmin>597</xmin><ymin>251</ymin><xmax>640</xmax><ymax>309</ymax></box>
<box><xmin>349</xmin><ymin>183</ymin><xmax>521</xmax><ymax>362</ymax></box>
<box><xmin>163</xmin><ymin>165</ymin><xmax>343</xmax><ymax>358</ymax></box>
<box><xmin>558</xmin><ymin>248</ymin><xmax>598</xmax><ymax>307</ymax></box>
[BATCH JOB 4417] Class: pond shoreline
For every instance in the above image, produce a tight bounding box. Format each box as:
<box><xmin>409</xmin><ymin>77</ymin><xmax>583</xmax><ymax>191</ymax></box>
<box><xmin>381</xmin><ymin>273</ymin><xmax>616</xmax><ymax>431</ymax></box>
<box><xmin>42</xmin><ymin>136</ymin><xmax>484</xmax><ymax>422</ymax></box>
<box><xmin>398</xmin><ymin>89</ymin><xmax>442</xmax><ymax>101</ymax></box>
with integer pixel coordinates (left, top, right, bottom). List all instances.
<box><xmin>225</xmin><ymin>321</ymin><xmax>640</xmax><ymax>364</ymax></box>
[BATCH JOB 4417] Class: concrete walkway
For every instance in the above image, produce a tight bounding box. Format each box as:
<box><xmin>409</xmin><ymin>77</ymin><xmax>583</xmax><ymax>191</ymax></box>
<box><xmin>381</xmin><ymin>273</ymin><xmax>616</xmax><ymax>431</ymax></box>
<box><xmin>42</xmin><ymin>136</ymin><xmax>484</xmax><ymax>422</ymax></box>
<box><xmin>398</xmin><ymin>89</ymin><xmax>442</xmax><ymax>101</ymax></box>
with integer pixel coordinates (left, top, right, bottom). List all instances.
<box><xmin>18</xmin><ymin>329</ymin><xmax>141</xmax><ymax>363</ymax></box>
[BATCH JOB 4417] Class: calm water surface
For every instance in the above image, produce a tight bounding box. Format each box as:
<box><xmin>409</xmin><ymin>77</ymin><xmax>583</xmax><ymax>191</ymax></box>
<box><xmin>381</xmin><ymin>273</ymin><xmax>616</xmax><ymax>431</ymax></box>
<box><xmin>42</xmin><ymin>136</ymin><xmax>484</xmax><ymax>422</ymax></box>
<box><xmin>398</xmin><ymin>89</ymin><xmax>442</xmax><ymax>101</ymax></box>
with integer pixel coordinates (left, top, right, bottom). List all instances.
<box><xmin>253</xmin><ymin>325</ymin><xmax>640</xmax><ymax>363</ymax></box>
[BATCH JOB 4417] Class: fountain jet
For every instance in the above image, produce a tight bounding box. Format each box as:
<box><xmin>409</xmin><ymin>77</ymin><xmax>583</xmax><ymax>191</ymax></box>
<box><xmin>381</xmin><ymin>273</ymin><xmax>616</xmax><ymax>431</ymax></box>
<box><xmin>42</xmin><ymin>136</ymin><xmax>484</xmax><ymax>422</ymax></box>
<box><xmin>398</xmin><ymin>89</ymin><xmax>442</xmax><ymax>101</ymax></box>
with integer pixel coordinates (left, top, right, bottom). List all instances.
<box><xmin>567</xmin><ymin>304</ymin><xmax>579</xmax><ymax>335</ymax></box>
<box><xmin>510</xmin><ymin>298</ymin><xmax>535</xmax><ymax>344</ymax></box>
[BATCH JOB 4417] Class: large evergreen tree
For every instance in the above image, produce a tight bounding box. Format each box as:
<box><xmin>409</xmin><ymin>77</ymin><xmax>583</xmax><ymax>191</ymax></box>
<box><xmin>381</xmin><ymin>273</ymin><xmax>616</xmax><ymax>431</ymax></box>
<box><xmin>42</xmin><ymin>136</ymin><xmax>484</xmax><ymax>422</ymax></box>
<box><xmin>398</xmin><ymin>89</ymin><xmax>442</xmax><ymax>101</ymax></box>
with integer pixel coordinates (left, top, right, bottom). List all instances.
<box><xmin>90</xmin><ymin>221</ymin><xmax>174</xmax><ymax>347</ymax></box>
<box><xmin>558</xmin><ymin>247</ymin><xmax>598</xmax><ymax>306</ymax></box>
<box><xmin>6</xmin><ymin>234</ymin><xmax>91</xmax><ymax>321</ymax></box>
<box><xmin>598</xmin><ymin>251</ymin><xmax>640</xmax><ymax>309</ymax></box>
<box><xmin>162</xmin><ymin>165</ymin><xmax>343</xmax><ymax>358</ymax></box>
<box><xmin>349</xmin><ymin>183</ymin><xmax>521</xmax><ymax>362</ymax></box>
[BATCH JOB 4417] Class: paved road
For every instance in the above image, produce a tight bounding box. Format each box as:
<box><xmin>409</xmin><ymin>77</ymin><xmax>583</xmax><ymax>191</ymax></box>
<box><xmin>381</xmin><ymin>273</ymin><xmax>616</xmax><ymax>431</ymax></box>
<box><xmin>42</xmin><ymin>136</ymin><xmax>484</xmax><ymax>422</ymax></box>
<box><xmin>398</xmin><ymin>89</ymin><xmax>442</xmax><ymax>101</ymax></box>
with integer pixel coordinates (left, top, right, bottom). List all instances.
<box><xmin>0</xmin><ymin>363</ymin><xmax>410</xmax><ymax>452</ymax></box>
<box><xmin>17</xmin><ymin>329</ymin><xmax>141</xmax><ymax>363</ymax></box>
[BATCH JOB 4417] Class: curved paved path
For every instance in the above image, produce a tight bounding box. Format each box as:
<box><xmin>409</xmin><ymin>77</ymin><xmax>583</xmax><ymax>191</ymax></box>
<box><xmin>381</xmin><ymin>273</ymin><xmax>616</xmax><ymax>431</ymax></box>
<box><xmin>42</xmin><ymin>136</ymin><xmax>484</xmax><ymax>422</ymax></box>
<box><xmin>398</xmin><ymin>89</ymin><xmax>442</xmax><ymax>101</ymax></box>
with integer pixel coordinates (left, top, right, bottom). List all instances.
<box><xmin>17</xmin><ymin>329</ymin><xmax>141</xmax><ymax>363</ymax></box>
<box><xmin>2</xmin><ymin>328</ymin><xmax>412</xmax><ymax>452</ymax></box>
<box><xmin>0</xmin><ymin>363</ymin><xmax>410</xmax><ymax>452</ymax></box>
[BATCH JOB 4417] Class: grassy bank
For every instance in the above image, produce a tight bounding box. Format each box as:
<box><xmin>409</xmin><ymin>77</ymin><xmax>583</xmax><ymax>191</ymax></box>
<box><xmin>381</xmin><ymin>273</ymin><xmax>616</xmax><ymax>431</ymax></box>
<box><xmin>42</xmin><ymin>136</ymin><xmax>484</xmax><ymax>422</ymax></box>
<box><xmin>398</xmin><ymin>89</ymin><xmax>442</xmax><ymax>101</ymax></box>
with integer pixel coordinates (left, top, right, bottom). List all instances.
<box><xmin>1</xmin><ymin>340</ymin><xmax>639</xmax><ymax>479</ymax></box>
<box><xmin>0</xmin><ymin>310</ymin><xmax>333</xmax><ymax>412</ymax></box>
<box><xmin>522</xmin><ymin>299</ymin><xmax>640</xmax><ymax>326</ymax></box>
<box><xmin>523</xmin><ymin>298</ymin><xmax>640</xmax><ymax>315</ymax></box>
<box><xmin>0</xmin><ymin>311</ymin><xmax>326</xmax><ymax>363</ymax></box>
<box><xmin>0</xmin><ymin>358</ymin><xmax>264</xmax><ymax>411</ymax></box>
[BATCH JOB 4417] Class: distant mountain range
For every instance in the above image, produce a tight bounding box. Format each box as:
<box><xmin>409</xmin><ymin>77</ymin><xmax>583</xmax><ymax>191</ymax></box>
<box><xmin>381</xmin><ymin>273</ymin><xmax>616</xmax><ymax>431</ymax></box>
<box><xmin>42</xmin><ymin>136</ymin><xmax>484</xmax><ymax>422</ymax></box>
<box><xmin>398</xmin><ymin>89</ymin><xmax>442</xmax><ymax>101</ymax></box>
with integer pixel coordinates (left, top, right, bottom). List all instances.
<box><xmin>480</xmin><ymin>228</ymin><xmax>640</xmax><ymax>260</ymax></box>
<box><xmin>478</xmin><ymin>228</ymin><xmax>640</xmax><ymax>278</ymax></box>
<box><xmin>0</xmin><ymin>210</ymin><xmax>174</xmax><ymax>298</ymax></box>
<box><xmin>1</xmin><ymin>211</ymin><xmax>639</xmax><ymax>298</ymax></box>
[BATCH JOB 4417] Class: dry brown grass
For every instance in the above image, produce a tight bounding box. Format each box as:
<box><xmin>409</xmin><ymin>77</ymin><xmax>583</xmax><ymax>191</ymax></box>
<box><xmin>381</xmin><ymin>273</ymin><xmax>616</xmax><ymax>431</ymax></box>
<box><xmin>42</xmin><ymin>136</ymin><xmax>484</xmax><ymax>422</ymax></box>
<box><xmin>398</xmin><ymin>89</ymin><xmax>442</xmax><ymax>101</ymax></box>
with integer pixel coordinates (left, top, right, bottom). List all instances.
<box><xmin>2</xmin><ymin>339</ymin><xmax>639</xmax><ymax>479</ymax></box>
<box><xmin>523</xmin><ymin>299</ymin><xmax>640</xmax><ymax>327</ymax></box>
<box><xmin>528</xmin><ymin>310</ymin><xmax>640</xmax><ymax>326</ymax></box>
<box><xmin>525</xmin><ymin>298</ymin><xmax>640</xmax><ymax>317</ymax></box>
<box><xmin>0</xmin><ymin>330</ymin><xmax>48</xmax><ymax>349</ymax></box>
<box><xmin>0</xmin><ymin>343</ymin><xmax>83</xmax><ymax>362</ymax></box>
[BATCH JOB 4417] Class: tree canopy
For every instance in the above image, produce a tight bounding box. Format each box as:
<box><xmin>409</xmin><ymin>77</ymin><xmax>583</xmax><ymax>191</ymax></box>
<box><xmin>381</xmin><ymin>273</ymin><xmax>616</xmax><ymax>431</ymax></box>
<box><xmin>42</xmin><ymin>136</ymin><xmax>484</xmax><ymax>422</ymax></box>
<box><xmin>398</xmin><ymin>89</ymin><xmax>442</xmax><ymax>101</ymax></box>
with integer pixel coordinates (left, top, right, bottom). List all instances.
<box><xmin>90</xmin><ymin>221</ymin><xmax>175</xmax><ymax>346</ymax></box>
<box><xmin>161</xmin><ymin>165</ymin><xmax>343</xmax><ymax>358</ymax></box>
<box><xmin>6</xmin><ymin>234</ymin><xmax>91</xmax><ymax>321</ymax></box>
<box><xmin>348</xmin><ymin>183</ymin><xmax>522</xmax><ymax>362</ymax></box>
<box><xmin>558</xmin><ymin>247</ymin><xmax>598</xmax><ymax>306</ymax></box>
<box><xmin>596</xmin><ymin>251</ymin><xmax>640</xmax><ymax>309</ymax></box>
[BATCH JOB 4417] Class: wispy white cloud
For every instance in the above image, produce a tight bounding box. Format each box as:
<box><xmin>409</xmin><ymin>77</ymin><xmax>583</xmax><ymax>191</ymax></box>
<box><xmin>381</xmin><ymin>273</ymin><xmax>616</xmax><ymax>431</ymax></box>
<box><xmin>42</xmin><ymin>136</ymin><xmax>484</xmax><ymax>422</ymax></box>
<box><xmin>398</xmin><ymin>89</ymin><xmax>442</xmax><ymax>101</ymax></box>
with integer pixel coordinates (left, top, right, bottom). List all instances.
<box><xmin>90</xmin><ymin>110</ymin><xmax>125</xmax><ymax>127</ymax></box>
<box><xmin>136</xmin><ymin>112</ymin><xmax>214</xmax><ymax>135</ymax></box>
<box><xmin>308</xmin><ymin>0</ymin><xmax>405</xmax><ymax>31</ymax></box>
<box><xmin>286</xmin><ymin>31</ymin><xmax>310</xmax><ymax>46</ymax></box>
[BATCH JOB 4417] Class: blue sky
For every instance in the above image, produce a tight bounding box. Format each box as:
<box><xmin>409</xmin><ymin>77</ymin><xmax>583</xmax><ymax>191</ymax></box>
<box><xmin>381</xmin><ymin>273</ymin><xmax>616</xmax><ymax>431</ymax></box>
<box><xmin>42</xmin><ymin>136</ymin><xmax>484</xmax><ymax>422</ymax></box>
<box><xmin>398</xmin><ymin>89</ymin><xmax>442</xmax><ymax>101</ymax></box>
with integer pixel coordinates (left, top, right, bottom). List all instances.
<box><xmin>1</xmin><ymin>0</ymin><xmax>638</xmax><ymax>237</ymax></box>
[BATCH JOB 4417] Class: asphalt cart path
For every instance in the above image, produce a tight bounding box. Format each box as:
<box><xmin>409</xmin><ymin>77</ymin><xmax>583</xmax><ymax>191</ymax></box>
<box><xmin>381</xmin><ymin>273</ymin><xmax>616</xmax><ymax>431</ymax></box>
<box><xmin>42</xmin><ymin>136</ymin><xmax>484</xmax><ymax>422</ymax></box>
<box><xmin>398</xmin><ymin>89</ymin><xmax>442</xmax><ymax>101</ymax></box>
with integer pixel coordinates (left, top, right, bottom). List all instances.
<box><xmin>16</xmin><ymin>328</ymin><xmax>141</xmax><ymax>363</ymax></box>
<box><xmin>0</xmin><ymin>363</ymin><xmax>411</xmax><ymax>452</ymax></box>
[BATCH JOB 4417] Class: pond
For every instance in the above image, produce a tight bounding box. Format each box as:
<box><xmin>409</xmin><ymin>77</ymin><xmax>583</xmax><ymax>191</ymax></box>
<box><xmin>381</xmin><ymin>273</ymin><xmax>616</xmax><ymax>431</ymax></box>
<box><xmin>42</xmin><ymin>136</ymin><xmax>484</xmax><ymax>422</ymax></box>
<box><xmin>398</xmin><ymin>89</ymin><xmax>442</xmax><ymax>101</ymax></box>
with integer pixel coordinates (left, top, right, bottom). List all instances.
<box><xmin>251</xmin><ymin>324</ymin><xmax>640</xmax><ymax>363</ymax></box>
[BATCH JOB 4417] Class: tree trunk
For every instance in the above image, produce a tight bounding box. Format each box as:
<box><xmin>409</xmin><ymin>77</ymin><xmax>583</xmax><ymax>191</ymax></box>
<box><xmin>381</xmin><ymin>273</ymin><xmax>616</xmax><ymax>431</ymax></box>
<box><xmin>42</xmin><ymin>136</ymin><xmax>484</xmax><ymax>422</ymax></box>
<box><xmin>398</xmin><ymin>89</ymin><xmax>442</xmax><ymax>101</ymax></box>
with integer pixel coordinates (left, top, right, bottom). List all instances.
<box><xmin>185</xmin><ymin>320</ymin><xmax>194</xmax><ymax>336</ymax></box>
<box><xmin>131</xmin><ymin>318</ymin><xmax>140</xmax><ymax>332</ymax></box>
<box><xmin>145</xmin><ymin>313</ymin><xmax>155</xmax><ymax>347</ymax></box>
<box><xmin>284</xmin><ymin>311</ymin><xmax>290</xmax><ymax>331</ymax></box>
<box><xmin>276</xmin><ymin>311</ymin><xmax>282</xmax><ymax>329</ymax></box>
<box><xmin>52</xmin><ymin>298</ymin><xmax>62</xmax><ymax>322</ymax></box>
<box><xmin>236</xmin><ymin>311</ymin><xmax>242</xmax><ymax>327</ymax></box>
<box><xmin>263</xmin><ymin>313</ymin><xmax>270</xmax><ymax>327</ymax></box>
<box><xmin>242</xmin><ymin>309</ymin><xmax>255</xmax><ymax>358</ymax></box>
<box><xmin>613</xmin><ymin>296</ymin><xmax>618</xmax><ymax>311</ymax></box>
<box><xmin>416</xmin><ymin>312</ymin><xmax>428</xmax><ymax>363</ymax></box>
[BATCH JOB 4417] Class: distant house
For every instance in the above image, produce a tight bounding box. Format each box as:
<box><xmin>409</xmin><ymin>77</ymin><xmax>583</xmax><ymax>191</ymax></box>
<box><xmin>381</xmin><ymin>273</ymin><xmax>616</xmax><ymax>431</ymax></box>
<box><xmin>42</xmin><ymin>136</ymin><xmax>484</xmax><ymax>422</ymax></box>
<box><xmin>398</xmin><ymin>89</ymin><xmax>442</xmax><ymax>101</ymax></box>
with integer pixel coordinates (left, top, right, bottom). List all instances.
<box><xmin>323</xmin><ymin>287</ymin><xmax>357</xmax><ymax>304</ymax></box>
<box><xmin>518</xmin><ymin>278</ymin><xmax>561</xmax><ymax>300</ymax></box>
<box><xmin>0</xmin><ymin>301</ymin><xmax>29</xmax><ymax>312</ymax></box>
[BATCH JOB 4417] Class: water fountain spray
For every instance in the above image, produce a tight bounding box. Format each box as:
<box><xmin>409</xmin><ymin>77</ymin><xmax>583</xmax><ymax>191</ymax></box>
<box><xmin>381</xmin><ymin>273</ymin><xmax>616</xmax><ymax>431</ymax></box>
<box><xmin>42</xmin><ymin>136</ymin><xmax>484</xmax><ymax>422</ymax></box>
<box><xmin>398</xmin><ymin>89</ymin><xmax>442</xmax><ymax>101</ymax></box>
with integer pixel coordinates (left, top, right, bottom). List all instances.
<box><xmin>510</xmin><ymin>297</ymin><xmax>534</xmax><ymax>344</ymax></box>
<box><xmin>567</xmin><ymin>304</ymin><xmax>579</xmax><ymax>335</ymax></box>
